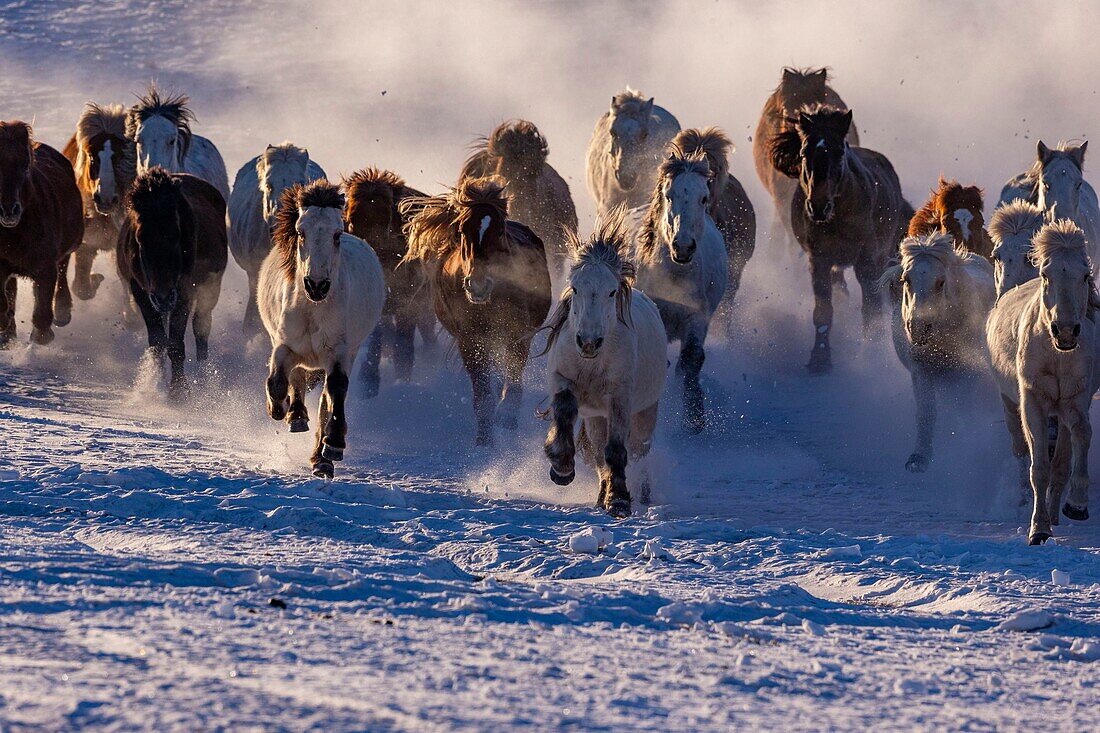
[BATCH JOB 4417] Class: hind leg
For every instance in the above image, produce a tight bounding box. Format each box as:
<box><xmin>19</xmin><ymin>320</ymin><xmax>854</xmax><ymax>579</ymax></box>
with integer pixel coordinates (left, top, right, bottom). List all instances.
<box><xmin>854</xmin><ymin>252</ymin><xmax>886</xmax><ymax>342</ymax></box>
<box><xmin>310</xmin><ymin>390</ymin><xmax>334</xmax><ymax>478</ymax></box>
<box><xmin>0</xmin><ymin>269</ymin><xmax>15</xmax><ymax>347</ymax></box>
<box><xmin>52</xmin><ymin>254</ymin><xmax>74</xmax><ymax>328</ymax></box>
<box><xmin>1001</xmin><ymin>393</ymin><xmax>1030</xmax><ymax>494</ymax></box>
<box><xmin>458</xmin><ymin>338</ymin><xmax>494</xmax><ymax>446</ymax></box>
<box><xmin>497</xmin><ymin>338</ymin><xmax>530</xmax><ymax>430</ymax></box>
<box><xmin>544</xmin><ymin>383</ymin><xmax>577</xmax><ymax>485</ymax></box>
<box><xmin>360</xmin><ymin>322</ymin><xmax>384</xmax><ymax>398</ymax></box>
<box><xmin>319</xmin><ymin>360</ymin><xmax>351</xmax><ymax>463</ymax></box>
<box><xmin>191</xmin><ymin>274</ymin><xmax>222</xmax><ymax>363</ymax></box>
<box><xmin>807</xmin><ymin>257</ymin><xmax>834</xmax><ymax>373</ymax></box>
<box><xmin>71</xmin><ymin>243</ymin><xmax>103</xmax><ymax>301</ymax></box>
<box><xmin>1046</xmin><ymin>420</ymin><xmax>1071</xmax><ymax>525</ymax></box>
<box><xmin>630</xmin><ymin>403</ymin><xmax>659</xmax><ymax>506</ymax></box>
<box><xmin>393</xmin><ymin>312</ymin><xmax>416</xmax><ymax>382</ymax></box>
<box><xmin>586</xmin><ymin>417</ymin><xmax>611</xmax><ymax>508</ymax></box>
<box><xmin>242</xmin><ymin>270</ymin><xmax>262</xmax><ymax>336</ymax></box>
<box><xmin>1061</xmin><ymin>402</ymin><xmax>1092</xmax><ymax>522</ymax></box>
<box><xmin>678</xmin><ymin>325</ymin><xmax>707</xmax><ymax>434</ymax></box>
<box><xmin>30</xmin><ymin>268</ymin><xmax>57</xmax><ymax>345</ymax></box>
<box><xmin>286</xmin><ymin>368</ymin><xmax>311</xmax><ymax>433</ymax></box>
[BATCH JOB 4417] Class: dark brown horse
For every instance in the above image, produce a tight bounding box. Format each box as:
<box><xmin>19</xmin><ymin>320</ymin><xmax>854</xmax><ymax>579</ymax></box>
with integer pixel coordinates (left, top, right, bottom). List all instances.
<box><xmin>669</xmin><ymin>127</ymin><xmax>756</xmax><ymax>311</ymax></box>
<box><xmin>908</xmin><ymin>178</ymin><xmax>994</xmax><ymax>259</ymax></box>
<box><xmin>770</xmin><ymin>105</ymin><xmax>913</xmax><ymax>373</ymax></box>
<box><xmin>344</xmin><ymin>167</ymin><xmax>436</xmax><ymax>394</ymax></box>
<box><xmin>401</xmin><ymin>177</ymin><xmax>551</xmax><ymax>446</ymax></box>
<box><xmin>62</xmin><ymin>103</ymin><xmax>136</xmax><ymax>300</ymax></box>
<box><xmin>459</xmin><ymin>120</ymin><xmax>578</xmax><ymax>281</ymax></box>
<box><xmin>0</xmin><ymin>121</ymin><xmax>83</xmax><ymax>346</ymax></box>
<box><xmin>117</xmin><ymin>168</ymin><xmax>227</xmax><ymax>400</ymax></box>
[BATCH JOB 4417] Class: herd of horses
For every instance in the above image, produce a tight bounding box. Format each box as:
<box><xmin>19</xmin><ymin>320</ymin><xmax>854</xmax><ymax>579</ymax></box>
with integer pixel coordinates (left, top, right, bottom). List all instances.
<box><xmin>1</xmin><ymin>68</ymin><xmax>1098</xmax><ymax>543</ymax></box>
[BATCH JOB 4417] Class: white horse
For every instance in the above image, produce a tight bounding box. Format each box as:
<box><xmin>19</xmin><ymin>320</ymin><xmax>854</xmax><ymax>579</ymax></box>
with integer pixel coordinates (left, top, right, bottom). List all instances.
<box><xmin>987</xmin><ymin>220</ymin><xmax>1100</xmax><ymax>544</ymax></box>
<box><xmin>126</xmin><ymin>86</ymin><xmax>231</xmax><ymax>203</ymax></box>
<box><xmin>258</xmin><ymin>180</ymin><xmax>385</xmax><ymax>478</ymax></box>
<box><xmin>989</xmin><ymin>200</ymin><xmax>1045</xmax><ymax>298</ymax></box>
<box><xmin>542</xmin><ymin>210</ymin><xmax>668</xmax><ymax>517</ymax></box>
<box><xmin>229</xmin><ymin>143</ymin><xmax>326</xmax><ymax>333</ymax></box>
<box><xmin>634</xmin><ymin>151</ymin><xmax>727</xmax><ymax>433</ymax></box>
<box><xmin>999</xmin><ymin>141</ymin><xmax>1100</xmax><ymax>264</ymax></box>
<box><xmin>881</xmin><ymin>233</ymin><xmax>996</xmax><ymax>472</ymax></box>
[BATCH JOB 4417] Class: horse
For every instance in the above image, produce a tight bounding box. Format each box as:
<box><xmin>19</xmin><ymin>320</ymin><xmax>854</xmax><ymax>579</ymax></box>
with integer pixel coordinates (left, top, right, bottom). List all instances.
<box><xmin>880</xmin><ymin>233</ymin><xmax>996</xmax><ymax>472</ymax></box>
<box><xmin>999</xmin><ymin>141</ymin><xmax>1100</xmax><ymax>262</ymax></box>
<box><xmin>908</xmin><ymin>177</ymin><xmax>995</xmax><ymax>259</ymax></box>
<box><xmin>542</xmin><ymin>210</ymin><xmax>667</xmax><ymax>517</ymax></box>
<box><xmin>753</xmin><ymin>67</ymin><xmax>860</xmax><ymax>265</ymax></box>
<box><xmin>344</xmin><ymin>167</ymin><xmax>437</xmax><ymax>395</ymax></box>
<box><xmin>586</xmin><ymin>89</ymin><xmax>680</xmax><ymax>214</ymax></box>
<box><xmin>62</xmin><ymin>102</ymin><xmax>136</xmax><ymax>301</ymax></box>
<box><xmin>986</xmin><ymin>219</ymin><xmax>1100</xmax><ymax>544</ymax></box>
<box><xmin>258</xmin><ymin>180</ymin><xmax>385</xmax><ymax>478</ymax></box>
<box><xmin>228</xmin><ymin>143</ymin><xmax>326</xmax><ymax>334</ymax></box>
<box><xmin>769</xmin><ymin>104</ymin><xmax>913</xmax><ymax>374</ymax></box>
<box><xmin>0</xmin><ymin>121</ymin><xmax>83</xmax><ymax>346</ymax></box>
<box><xmin>126</xmin><ymin>85</ymin><xmax>231</xmax><ymax>203</ymax></box>
<box><xmin>668</xmin><ymin>127</ymin><xmax>756</xmax><ymax>316</ymax></box>
<box><xmin>989</xmin><ymin>200</ymin><xmax>1046</xmax><ymax>298</ymax></box>
<box><xmin>634</xmin><ymin>151</ymin><xmax>727</xmax><ymax>433</ymax></box>
<box><xmin>401</xmin><ymin>177</ymin><xmax>551</xmax><ymax>446</ymax></box>
<box><xmin>117</xmin><ymin>168</ymin><xmax>227</xmax><ymax>400</ymax></box>
<box><xmin>459</xmin><ymin>120</ymin><xmax>578</xmax><ymax>287</ymax></box>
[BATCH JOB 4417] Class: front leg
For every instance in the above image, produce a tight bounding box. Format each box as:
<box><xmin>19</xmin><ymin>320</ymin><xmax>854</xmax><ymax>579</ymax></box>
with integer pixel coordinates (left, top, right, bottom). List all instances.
<box><xmin>679</xmin><ymin>323</ymin><xmax>707</xmax><ymax>434</ymax></box>
<box><xmin>1061</xmin><ymin>401</ymin><xmax>1092</xmax><ymax>522</ymax></box>
<box><xmin>266</xmin><ymin>343</ymin><xmax>293</xmax><ymax>420</ymax></box>
<box><xmin>906</xmin><ymin>369</ymin><xmax>936</xmax><ymax>472</ymax></box>
<box><xmin>498</xmin><ymin>338</ymin><xmax>530</xmax><ymax>430</ymax></box>
<box><xmin>320</xmin><ymin>359</ymin><xmax>350</xmax><ymax>462</ymax></box>
<box><xmin>130</xmin><ymin>283</ymin><xmax>167</xmax><ymax>353</ymax></box>
<box><xmin>458</xmin><ymin>338</ymin><xmax>494</xmax><ymax>447</ymax></box>
<box><xmin>0</xmin><ymin>269</ymin><xmax>15</xmax><ymax>346</ymax></box>
<box><xmin>602</xmin><ymin>393</ymin><xmax>633</xmax><ymax>518</ymax></box>
<box><xmin>1021</xmin><ymin>391</ymin><xmax>1054</xmax><ymax>544</ymax></box>
<box><xmin>30</xmin><ymin>269</ymin><xmax>57</xmax><ymax>345</ymax></box>
<box><xmin>166</xmin><ymin>298</ymin><xmax>191</xmax><ymax>402</ymax></box>
<box><xmin>359</xmin><ymin>322</ymin><xmax>384</xmax><ymax>399</ymax></box>
<box><xmin>854</xmin><ymin>252</ymin><xmax>886</xmax><ymax>341</ymax></box>
<box><xmin>544</xmin><ymin>379</ymin><xmax>578</xmax><ymax>485</ymax></box>
<box><xmin>807</xmin><ymin>256</ymin><xmax>834</xmax><ymax>374</ymax></box>
<box><xmin>53</xmin><ymin>253</ymin><xmax>73</xmax><ymax>327</ymax></box>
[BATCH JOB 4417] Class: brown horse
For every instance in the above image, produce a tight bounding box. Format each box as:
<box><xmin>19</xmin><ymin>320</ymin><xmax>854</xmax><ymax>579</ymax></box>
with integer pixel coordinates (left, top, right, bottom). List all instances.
<box><xmin>669</xmin><ymin>127</ymin><xmax>756</xmax><ymax>312</ymax></box>
<box><xmin>401</xmin><ymin>177</ymin><xmax>551</xmax><ymax>446</ymax></box>
<box><xmin>459</xmin><ymin>120</ymin><xmax>578</xmax><ymax>283</ymax></box>
<box><xmin>344</xmin><ymin>167</ymin><xmax>437</xmax><ymax>394</ymax></box>
<box><xmin>0</xmin><ymin>121</ymin><xmax>83</xmax><ymax>346</ymax></box>
<box><xmin>909</xmin><ymin>177</ymin><xmax>994</xmax><ymax>259</ymax></box>
<box><xmin>62</xmin><ymin>102</ymin><xmax>136</xmax><ymax>301</ymax></box>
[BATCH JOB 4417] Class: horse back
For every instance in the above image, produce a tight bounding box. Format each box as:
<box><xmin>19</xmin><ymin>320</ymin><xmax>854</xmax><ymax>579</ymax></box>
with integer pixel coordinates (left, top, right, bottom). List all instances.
<box><xmin>177</xmin><ymin>174</ymin><xmax>229</xmax><ymax>275</ymax></box>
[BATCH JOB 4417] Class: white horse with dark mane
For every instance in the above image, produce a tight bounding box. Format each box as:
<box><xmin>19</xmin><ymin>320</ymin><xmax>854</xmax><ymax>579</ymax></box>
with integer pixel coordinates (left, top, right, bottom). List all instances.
<box><xmin>126</xmin><ymin>85</ymin><xmax>230</xmax><ymax>203</ymax></box>
<box><xmin>633</xmin><ymin>151</ymin><xmax>727</xmax><ymax>433</ymax></box>
<box><xmin>542</xmin><ymin>210</ymin><xmax>668</xmax><ymax>517</ymax></box>
<box><xmin>229</xmin><ymin>143</ymin><xmax>325</xmax><ymax>333</ymax></box>
<box><xmin>258</xmin><ymin>180</ymin><xmax>385</xmax><ymax>479</ymax></box>
<box><xmin>989</xmin><ymin>200</ymin><xmax>1046</xmax><ymax>298</ymax></box>
<box><xmin>881</xmin><ymin>233</ymin><xmax>996</xmax><ymax>472</ymax></box>
<box><xmin>999</xmin><ymin>141</ymin><xmax>1100</xmax><ymax>263</ymax></box>
<box><xmin>987</xmin><ymin>219</ymin><xmax>1100</xmax><ymax>544</ymax></box>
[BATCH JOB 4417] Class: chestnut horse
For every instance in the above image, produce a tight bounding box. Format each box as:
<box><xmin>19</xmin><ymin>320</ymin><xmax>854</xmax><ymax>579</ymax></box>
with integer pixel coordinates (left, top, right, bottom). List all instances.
<box><xmin>908</xmin><ymin>178</ymin><xmax>994</xmax><ymax>259</ymax></box>
<box><xmin>401</xmin><ymin>177</ymin><xmax>551</xmax><ymax>446</ymax></box>
<box><xmin>344</xmin><ymin>167</ymin><xmax>436</xmax><ymax>394</ymax></box>
<box><xmin>0</xmin><ymin>121</ymin><xmax>83</xmax><ymax>346</ymax></box>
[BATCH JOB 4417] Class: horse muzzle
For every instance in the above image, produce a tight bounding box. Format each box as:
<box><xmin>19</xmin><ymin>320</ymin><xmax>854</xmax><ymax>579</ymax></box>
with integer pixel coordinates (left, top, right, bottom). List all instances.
<box><xmin>614</xmin><ymin>168</ymin><xmax>638</xmax><ymax>190</ymax></box>
<box><xmin>575</xmin><ymin>334</ymin><xmax>604</xmax><ymax>359</ymax></box>
<box><xmin>1051</xmin><ymin>322</ymin><xmax>1082</xmax><ymax>352</ymax></box>
<box><xmin>92</xmin><ymin>193</ymin><xmax>119</xmax><ymax>216</ymax></box>
<box><xmin>148</xmin><ymin>289</ymin><xmax>179</xmax><ymax>316</ymax></box>
<box><xmin>905</xmin><ymin>320</ymin><xmax>935</xmax><ymax>347</ymax></box>
<box><xmin>670</xmin><ymin>241</ymin><xmax>696</xmax><ymax>265</ymax></box>
<box><xmin>303</xmin><ymin>277</ymin><xmax>332</xmax><ymax>302</ymax></box>
<box><xmin>0</xmin><ymin>202</ymin><xmax>23</xmax><ymax>228</ymax></box>
<box><xmin>806</xmin><ymin>199</ymin><xmax>835</xmax><ymax>224</ymax></box>
<box><xmin>463</xmin><ymin>277</ymin><xmax>493</xmax><ymax>305</ymax></box>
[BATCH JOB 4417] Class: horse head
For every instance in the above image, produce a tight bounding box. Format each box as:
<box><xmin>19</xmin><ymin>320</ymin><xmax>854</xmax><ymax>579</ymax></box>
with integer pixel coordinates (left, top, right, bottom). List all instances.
<box><xmin>0</xmin><ymin>121</ymin><xmax>34</xmax><ymax>228</ymax></box>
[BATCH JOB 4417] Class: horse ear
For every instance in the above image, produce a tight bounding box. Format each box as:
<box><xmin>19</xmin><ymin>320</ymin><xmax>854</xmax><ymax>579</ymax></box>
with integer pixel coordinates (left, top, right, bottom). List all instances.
<box><xmin>266</xmin><ymin>144</ymin><xmax>276</xmax><ymax>151</ymax></box>
<box><xmin>782</xmin><ymin>68</ymin><xmax>797</xmax><ymax>83</ymax></box>
<box><xmin>813</xmin><ymin>69</ymin><xmax>828</xmax><ymax>81</ymax></box>
<box><xmin>1071</xmin><ymin>141</ymin><xmax>1088</xmax><ymax>168</ymax></box>
<box><xmin>643</xmin><ymin>97</ymin><xmax>655</xmax><ymax>118</ymax></box>
<box><xmin>1037</xmin><ymin>140</ymin><xmax>1052</xmax><ymax>163</ymax></box>
<box><xmin>172</xmin><ymin>176</ymin><xmax>183</xmax><ymax>189</ymax></box>
<box><xmin>840</xmin><ymin>109</ymin><xmax>853</xmax><ymax>136</ymax></box>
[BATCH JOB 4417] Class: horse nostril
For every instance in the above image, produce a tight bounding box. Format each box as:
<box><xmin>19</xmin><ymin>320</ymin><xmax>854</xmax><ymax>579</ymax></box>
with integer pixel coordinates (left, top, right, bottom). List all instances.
<box><xmin>1073</xmin><ymin>324</ymin><xmax>1082</xmax><ymax>338</ymax></box>
<box><xmin>576</xmin><ymin>334</ymin><xmax>584</xmax><ymax>349</ymax></box>
<box><xmin>594</xmin><ymin>338</ymin><xmax>604</xmax><ymax>350</ymax></box>
<box><xmin>1051</xmin><ymin>323</ymin><xmax>1060</xmax><ymax>337</ymax></box>
<box><xmin>10</xmin><ymin>202</ymin><xmax>21</xmax><ymax>217</ymax></box>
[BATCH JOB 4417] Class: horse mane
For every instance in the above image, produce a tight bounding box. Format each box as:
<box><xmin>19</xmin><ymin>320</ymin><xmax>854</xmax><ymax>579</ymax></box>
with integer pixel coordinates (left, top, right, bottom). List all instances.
<box><xmin>768</xmin><ymin>103</ymin><xmax>850</xmax><ymax>178</ymax></box>
<box><xmin>775</xmin><ymin>66</ymin><xmax>830</xmax><ymax>92</ymax></box>
<box><xmin>126</xmin><ymin>84</ymin><xmax>194</xmax><ymax>159</ymax></box>
<box><xmin>611</xmin><ymin>88</ymin><xmax>653</xmax><ymax>118</ymax></box>
<box><xmin>908</xmin><ymin>178</ymin><xmax>985</xmax><ymax>237</ymax></box>
<box><xmin>400</xmin><ymin>176</ymin><xmax>509</xmax><ymax>265</ymax></box>
<box><xmin>258</xmin><ymin>142</ymin><xmax>309</xmax><ymax>173</ymax></box>
<box><xmin>899</xmin><ymin>231</ymin><xmax>975</xmax><ymax>269</ymax></box>
<box><xmin>636</xmin><ymin>152</ymin><xmax>711</xmax><ymax>264</ymax></box>
<box><xmin>989</xmin><ymin>200</ymin><xmax>1045</xmax><ymax>245</ymax></box>
<box><xmin>541</xmin><ymin>207</ymin><xmax>636</xmax><ymax>355</ymax></box>
<box><xmin>1030</xmin><ymin>219</ymin><xmax>1091</xmax><ymax>266</ymax></box>
<box><xmin>0</xmin><ymin>121</ymin><xmax>33</xmax><ymax>166</ymax></box>
<box><xmin>127</xmin><ymin>167</ymin><xmax>184</xmax><ymax>227</ymax></box>
<box><xmin>74</xmin><ymin>102</ymin><xmax>135</xmax><ymax>191</ymax></box>
<box><xmin>271</xmin><ymin>179</ymin><xmax>345</xmax><ymax>282</ymax></box>
<box><xmin>671</xmin><ymin>127</ymin><xmax>732</xmax><ymax>191</ymax></box>
<box><xmin>344</xmin><ymin>167</ymin><xmax>409</xmax><ymax>232</ymax></box>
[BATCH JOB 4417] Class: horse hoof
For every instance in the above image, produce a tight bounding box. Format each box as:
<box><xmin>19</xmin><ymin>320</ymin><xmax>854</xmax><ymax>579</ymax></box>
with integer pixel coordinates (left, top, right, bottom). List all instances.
<box><xmin>549</xmin><ymin>466</ymin><xmax>575</xmax><ymax>486</ymax></box>
<box><xmin>806</xmin><ymin>356</ymin><xmax>832</xmax><ymax>376</ymax></box>
<box><xmin>1028</xmin><ymin>532</ymin><xmax>1052</xmax><ymax>546</ymax></box>
<box><xmin>905</xmin><ymin>454</ymin><xmax>929</xmax><ymax>473</ymax></box>
<box><xmin>1063</xmin><ymin>503</ymin><xmax>1089</xmax><ymax>521</ymax></box>
<box><xmin>605</xmin><ymin>497</ymin><xmax>631</xmax><ymax>519</ymax></box>
<box><xmin>53</xmin><ymin>309</ymin><xmax>71</xmax><ymax>328</ymax></box>
<box><xmin>168</xmin><ymin>382</ymin><xmax>190</xmax><ymax>403</ymax></box>
<box><xmin>321</xmin><ymin>443</ymin><xmax>344</xmax><ymax>462</ymax></box>
<box><xmin>30</xmin><ymin>328</ymin><xmax>54</xmax><ymax>346</ymax></box>
<box><xmin>269</xmin><ymin>404</ymin><xmax>287</xmax><ymax>421</ymax></box>
<box><xmin>288</xmin><ymin>418</ymin><xmax>309</xmax><ymax>433</ymax></box>
<box><xmin>312</xmin><ymin>461</ymin><xmax>334</xmax><ymax>479</ymax></box>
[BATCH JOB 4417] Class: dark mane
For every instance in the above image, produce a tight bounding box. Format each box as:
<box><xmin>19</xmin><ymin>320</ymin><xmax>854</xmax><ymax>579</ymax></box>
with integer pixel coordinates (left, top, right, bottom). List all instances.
<box><xmin>344</xmin><ymin>167</ymin><xmax>414</xmax><ymax>245</ymax></box>
<box><xmin>909</xmin><ymin>178</ymin><xmax>984</xmax><ymax>236</ymax></box>
<box><xmin>271</xmin><ymin>179</ymin><xmax>345</xmax><ymax>282</ymax></box>
<box><xmin>401</xmin><ymin>176</ymin><xmax>510</xmax><ymax>265</ymax></box>
<box><xmin>636</xmin><ymin>151</ymin><xmax>711</xmax><ymax>263</ymax></box>
<box><xmin>0</xmin><ymin>121</ymin><xmax>33</xmax><ymax>166</ymax></box>
<box><xmin>768</xmin><ymin>104</ymin><xmax>851</xmax><ymax>178</ymax></box>
<box><xmin>126</xmin><ymin>84</ymin><xmax>194</xmax><ymax>158</ymax></box>
<box><xmin>461</xmin><ymin>120</ymin><xmax>549</xmax><ymax>182</ymax></box>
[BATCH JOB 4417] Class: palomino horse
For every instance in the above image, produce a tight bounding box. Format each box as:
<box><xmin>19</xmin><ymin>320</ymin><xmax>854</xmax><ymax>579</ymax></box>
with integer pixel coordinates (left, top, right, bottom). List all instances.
<box><xmin>542</xmin><ymin>210</ymin><xmax>668</xmax><ymax>517</ymax></box>
<box><xmin>909</xmin><ymin>178</ymin><xmax>995</xmax><ymax>259</ymax></box>
<box><xmin>769</xmin><ymin>105</ymin><xmax>913</xmax><ymax>374</ymax></box>
<box><xmin>126</xmin><ymin>85</ymin><xmax>230</xmax><ymax>203</ymax></box>
<box><xmin>989</xmin><ymin>200</ymin><xmax>1046</xmax><ymax>298</ymax></box>
<box><xmin>344</xmin><ymin>167</ymin><xmax>436</xmax><ymax>395</ymax></box>
<box><xmin>634</xmin><ymin>151</ymin><xmax>727</xmax><ymax>433</ymax></box>
<box><xmin>999</xmin><ymin>141</ymin><xmax>1100</xmax><ymax>263</ymax></box>
<box><xmin>259</xmin><ymin>180</ymin><xmax>385</xmax><ymax>478</ymax></box>
<box><xmin>401</xmin><ymin>177</ymin><xmax>551</xmax><ymax>447</ymax></box>
<box><xmin>668</xmin><ymin>127</ymin><xmax>756</xmax><ymax>318</ymax></box>
<box><xmin>117</xmin><ymin>169</ymin><xmax>227</xmax><ymax>401</ymax></box>
<box><xmin>881</xmin><ymin>233</ymin><xmax>996</xmax><ymax>472</ymax></box>
<box><xmin>62</xmin><ymin>102</ymin><xmax>136</xmax><ymax>301</ymax></box>
<box><xmin>460</xmin><ymin>120</ymin><xmax>578</xmax><ymax>286</ymax></box>
<box><xmin>987</xmin><ymin>220</ymin><xmax>1100</xmax><ymax>544</ymax></box>
<box><xmin>587</xmin><ymin>89</ymin><xmax>680</xmax><ymax>214</ymax></box>
<box><xmin>228</xmin><ymin>142</ymin><xmax>326</xmax><ymax>334</ymax></box>
<box><xmin>0</xmin><ymin>121</ymin><xmax>83</xmax><ymax>346</ymax></box>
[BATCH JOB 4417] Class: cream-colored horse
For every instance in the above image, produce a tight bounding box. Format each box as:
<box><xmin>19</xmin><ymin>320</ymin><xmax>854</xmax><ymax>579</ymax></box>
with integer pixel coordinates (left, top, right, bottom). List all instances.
<box><xmin>542</xmin><ymin>210</ymin><xmax>668</xmax><ymax>517</ymax></box>
<box><xmin>881</xmin><ymin>233</ymin><xmax>995</xmax><ymax>472</ymax></box>
<box><xmin>987</xmin><ymin>220</ymin><xmax>1100</xmax><ymax>544</ymax></box>
<box><xmin>989</xmin><ymin>200</ymin><xmax>1045</xmax><ymax>298</ymax></box>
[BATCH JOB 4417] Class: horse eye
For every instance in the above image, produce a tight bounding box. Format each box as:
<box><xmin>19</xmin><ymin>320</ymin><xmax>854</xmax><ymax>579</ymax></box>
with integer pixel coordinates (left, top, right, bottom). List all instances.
<box><xmin>332</xmin><ymin>231</ymin><xmax>341</xmax><ymax>246</ymax></box>
<box><xmin>167</xmin><ymin>138</ymin><xmax>175</xmax><ymax>147</ymax></box>
<box><xmin>935</xmin><ymin>280</ymin><xmax>945</xmax><ymax>292</ymax></box>
<box><xmin>608</xmin><ymin>290</ymin><xmax>616</xmax><ymax>298</ymax></box>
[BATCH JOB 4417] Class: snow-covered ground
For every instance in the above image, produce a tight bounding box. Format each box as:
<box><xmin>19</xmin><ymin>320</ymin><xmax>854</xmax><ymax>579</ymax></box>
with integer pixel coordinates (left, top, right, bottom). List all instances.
<box><xmin>3</xmin><ymin>1</ymin><xmax>1100</xmax><ymax>730</ymax></box>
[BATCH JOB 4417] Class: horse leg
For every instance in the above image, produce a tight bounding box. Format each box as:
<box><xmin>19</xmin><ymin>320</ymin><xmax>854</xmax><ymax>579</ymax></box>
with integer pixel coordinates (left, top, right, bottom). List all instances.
<box><xmin>0</xmin><ymin>269</ymin><xmax>15</xmax><ymax>347</ymax></box>
<box><xmin>417</xmin><ymin>310</ymin><xmax>439</xmax><ymax>356</ymax></box>
<box><xmin>586</xmin><ymin>417</ymin><xmax>614</xmax><ymax>511</ymax></box>
<box><xmin>285</xmin><ymin>368</ymin><xmax>310</xmax><ymax>433</ymax></box>
<box><xmin>498</xmin><ymin>338</ymin><xmax>529</xmax><ymax>430</ymax></box>
<box><xmin>242</xmin><ymin>270</ymin><xmax>262</xmax><ymax>336</ymax></box>
<box><xmin>807</xmin><ymin>257</ymin><xmax>833</xmax><ymax>374</ymax></box>
<box><xmin>393</xmin><ymin>312</ymin><xmax>417</xmax><ymax>383</ymax></box>
<box><xmin>678</xmin><ymin>325</ymin><xmax>707</xmax><ymax>435</ymax></box>
<box><xmin>52</xmin><ymin>254</ymin><xmax>73</xmax><ymax>328</ymax></box>
<box><xmin>265</xmin><ymin>344</ymin><xmax>293</xmax><ymax>421</ymax></box>
<box><xmin>1022</xmin><ymin>392</ymin><xmax>1054</xmax><ymax>544</ymax></box>
<box><xmin>906</xmin><ymin>369</ymin><xmax>936</xmax><ymax>472</ymax></box>
<box><xmin>320</xmin><ymin>360</ymin><xmax>350</xmax><ymax>463</ymax></box>
<box><xmin>630</xmin><ymin>403</ymin><xmax>659</xmax><ymax>506</ymax></box>
<box><xmin>544</xmin><ymin>384</ymin><xmax>577</xmax><ymax>485</ymax></box>
<box><xmin>831</xmin><ymin>266</ymin><xmax>849</xmax><ymax>298</ymax></box>
<box><xmin>166</xmin><ymin>299</ymin><xmax>191</xmax><ymax>402</ymax></box>
<box><xmin>854</xmin><ymin>253</ymin><xmax>885</xmax><ymax>342</ymax></box>
<box><xmin>72</xmin><ymin>243</ymin><xmax>101</xmax><ymax>301</ymax></box>
<box><xmin>458</xmin><ymin>338</ymin><xmax>494</xmax><ymax>447</ymax></box>
<box><xmin>602</xmin><ymin>395</ymin><xmax>632</xmax><ymax>518</ymax></box>
<box><xmin>1061</xmin><ymin>403</ymin><xmax>1092</xmax><ymax>522</ymax></box>
<box><xmin>1001</xmin><ymin>394</ymin><xmax>1031</xmax><ymax>494</ymax></box>
<box><xmin>359</xmin><ymin>322</ymin><xmax>384</xmax><ymax>399</ymax></box>
<box><xmin>310</xmin><ymin>390</ymin><xmax>334</xmax><ymax>479</ymax></box>
<box><xmin>1046</xmin><ymin>419</ymin><xmax>1072</xmax><ymax>525</ymax></box>
<box><xmin>29</xmin><ymin>269</ymin><xmax>57</xmax><ymax>345</ymax></box>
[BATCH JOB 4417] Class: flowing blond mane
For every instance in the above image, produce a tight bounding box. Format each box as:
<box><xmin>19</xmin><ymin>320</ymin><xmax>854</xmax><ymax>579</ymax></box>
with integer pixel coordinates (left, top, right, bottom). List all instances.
<box><xmin>400</xmin><ymin>176</ymin><xmax>509</xmax><ymax>264</ymax></box>
<box><xmin>635</xmin><ymin>152</ymin><xmax>711</xmax><ymax>263</ymax></box>
<box><xmin>1030</xmin><ymin>218</ymin><xmax>1090</xmax><ymax>266</ymax></box>
<box><xmin>989</xmin><ymin>200</ymin><xmax>1045</xmax><ymax>244</ymax></box>
<box><xmin>670</xmin><ymin>127</ymin><xmax>732</xmax><ymax>190</ymax></box>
